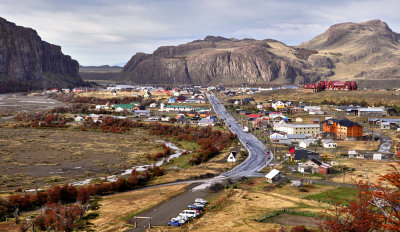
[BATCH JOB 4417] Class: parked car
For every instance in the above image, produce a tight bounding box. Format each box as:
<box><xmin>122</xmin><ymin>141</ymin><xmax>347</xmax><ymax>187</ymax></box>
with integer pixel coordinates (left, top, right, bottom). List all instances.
<box><xmin>195</xmin><ymin>198</ymin><xmax>208</xmax><ymax>204</ymax></box>
<box><xmin>168</xmin><ymin>220</ymin><xmax>181</xmax><ymax>226</ymax></box>
<box><xmin>188</xmin><ymin>204</ymin><xmax>204</xmax><ymax>210</ymax></box>
<box><xmin>179</xmin><ymin>210</ymin><xmax>199</xmax><ymax>218</ymax></box>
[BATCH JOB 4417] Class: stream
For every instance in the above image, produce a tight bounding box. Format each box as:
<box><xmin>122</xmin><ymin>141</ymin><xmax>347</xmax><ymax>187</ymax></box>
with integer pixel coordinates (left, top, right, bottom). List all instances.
<box><xmin>71</xmin><ymin>140</ymin><xmax>185</xmax><ymax>185</ymax></box>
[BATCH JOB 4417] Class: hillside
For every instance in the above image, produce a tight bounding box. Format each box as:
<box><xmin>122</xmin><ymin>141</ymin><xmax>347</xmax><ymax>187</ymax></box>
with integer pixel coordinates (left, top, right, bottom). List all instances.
<box><xmin>0</xmin><ymin>17</ymin><xmax>83</xmax><ymax>93</ymax></box>
<box><xmin>299</xmin><ymin>19</ymin><xmax>400</xmax><ymax>80</ymax></box>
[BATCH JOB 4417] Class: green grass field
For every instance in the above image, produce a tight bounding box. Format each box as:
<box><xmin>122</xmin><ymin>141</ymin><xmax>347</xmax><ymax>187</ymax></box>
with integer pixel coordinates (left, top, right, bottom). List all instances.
<box><xmin>305</xmin><ymin>187</ymin><xmax>358</xmax><ymax>204</ymax></box>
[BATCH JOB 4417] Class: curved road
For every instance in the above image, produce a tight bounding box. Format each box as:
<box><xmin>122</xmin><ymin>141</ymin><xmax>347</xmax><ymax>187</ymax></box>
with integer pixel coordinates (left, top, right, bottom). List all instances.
<box><xmin>131</xmin><ymin>93</ymin><xmax>273</xmax><ymax>229</ymax></box>
<box><xmin>208</xmin><ymin>93</ymin><xmax>272</xmax><ymax>177</ymax></box>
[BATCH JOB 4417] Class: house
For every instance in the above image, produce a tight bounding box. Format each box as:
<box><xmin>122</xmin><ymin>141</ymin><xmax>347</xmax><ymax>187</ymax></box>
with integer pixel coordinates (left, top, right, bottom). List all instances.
<box><xmin>168</xmin><ymin>97</ymin><xmax>176</xmax><ymax>103</ymax></box>
<box><xmin>273</xmin><ymin>122</ymin><xmax>320</xmax><ymax>135</ymax></box>
<box><xmin>348</xmin><ymin>150</ymin><xmax>357</xmax><ymax>158</ymax></box>
<box><xmin>322</xmin><ymin>119</ymin><xmax>363</xmax><ymax>140</ymax></box>
<box><xmin>248</xmin><ymin>114</ymin><xmax>261</xmax><ymax>119</ymax></box>
<box><xmin>198</xmin><ymin>118</ymin><xmax>215</xmax><ymax>127</ymax></box>
<box><xmin>304</xmin><ymin>106</ymin><xmax>321</xmax><ymax>112</ymax></box>
<box><xmin>227</xmin><ymin>151</ymin><xmax>237</xmax><ymax>162</ymax></box>
<box><xmin>312</xmin><ymin>119</ymin><xmax>320</xmax><ymax>124</ymax></box>
<box><xmin>298</xmin><ymin>139</ymin><xmax>317</xmax><ymax>148</ymax></box>
<box><xmin>298</xmin><ymin>159</ymin><xmax>332</xmax><ymax>174</ymax></box>
<box><xmin>270</xmin><ymin>133</ymin><xmax>292</xmax><ymax>145</ymax></box>
<box><xmin>373</xmin><ymin>153</ymin><xmax>382</xmax><ymax>160</ymax></box>
<box><xmin>96</xmin><ymin>105</ymin><xmax>109</xmax><ymax>110</ymax></box>
<box><xmin>161</xmin><ymin>116</ymin><xmax>171</xmax><ymax>122</ymax></box>
<box><xmin>176</xmin><ymin>95</ymin><xmax>187</xmax><ymax>103</ymax></box>
<box><xmin>272</xmin><ymin>101</ymin><xmax>286</xmax><ymax>111</ymax></box>
<box><xmin>289</xmin><ymin>107</ymin><xmax>305</xmax><ymax>114</ymax></box>
<box><xmin>322</xmin><ymin>139</ymin><xmax>337</xmax><ymax>148</ymax></box>
<box><xmin>291</xmin><ymin>148</ymin><xmax>321</xmax><ymax>162</ymax></box>
<box><xmin>256</xmin><ymin>102</ymin><xmax>264</xmax><ymax>109</ymax></box>
<box><xmin>358</xmin><ymin>107</ymin><xmax>386</xmax><ymax>117</ymax></box>
<box><xmin>265</xmin><ymin>169</ymin><xmax>283</xmax><ymax>183</ymax></box>
<box><xmin>133</xmin><ymin>110</ymin><xmax>151</xmax><ymax>117</ymax></box>
<box><xmin>381</xmin><ymin>122</ymin><xmax>391</xmax><ymax>130</ymax></box>
<box><xmin>162</xmin><ymin>105</ymin><xmax>195</xmax><ymax>112</ymax></box>
<box><xmin>295</xmin><ymin>117</ymin><xmax>303</xmax><ymax>123</ymax></box>
<box><xmin>75</xmin><ymin>116</ymin><xmax>84</xmax><ymax>122</ymax></box>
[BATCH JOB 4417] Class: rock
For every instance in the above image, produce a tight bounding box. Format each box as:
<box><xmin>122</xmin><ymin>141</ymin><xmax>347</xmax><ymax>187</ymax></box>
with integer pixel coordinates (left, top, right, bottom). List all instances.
<box><xmin>308</xmin><ymin>55</ymin><xmax>335</xmax><ymax>68</ymax></box>
<box><xmin>0</xmin><ymin>17</ymin><xmax>82</xmax><ymax>93</ymax></box>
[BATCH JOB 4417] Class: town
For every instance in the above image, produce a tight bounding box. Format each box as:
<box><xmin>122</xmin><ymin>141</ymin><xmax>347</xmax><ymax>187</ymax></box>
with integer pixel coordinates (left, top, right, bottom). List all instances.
<box><xmin>1</xmin><ymin>81</ymin><xmax>400</xmax><ymax>231</ymax></box>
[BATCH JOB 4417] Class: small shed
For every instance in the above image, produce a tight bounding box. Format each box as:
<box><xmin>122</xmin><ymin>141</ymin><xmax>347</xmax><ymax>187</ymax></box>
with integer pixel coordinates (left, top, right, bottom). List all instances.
<box><xmin>265</xmin><ymin>169</ymin><xmax>282</xmax><ymax>183</ymax></box>
<box><xmin>348</xmin><ymin>150</ymin><xmax>357</xmax><ymax>158</ymax></box>
<box><xmin>373</xmin><ymin>153</ymin><xmax>382</xmax><ymax>160</ymax></box>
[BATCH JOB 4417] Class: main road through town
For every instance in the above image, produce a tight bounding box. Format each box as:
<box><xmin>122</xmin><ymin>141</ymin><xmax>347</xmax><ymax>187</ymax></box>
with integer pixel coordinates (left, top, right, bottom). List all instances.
<box><xmin>130</xmin><ymin>93</ymin><xmax>273</xmax><ymax>230</ymax></box>
<box><xmin>207</xmin><ymin>92</ymin><xmax>272</xmax><ymax>178</ymax></box>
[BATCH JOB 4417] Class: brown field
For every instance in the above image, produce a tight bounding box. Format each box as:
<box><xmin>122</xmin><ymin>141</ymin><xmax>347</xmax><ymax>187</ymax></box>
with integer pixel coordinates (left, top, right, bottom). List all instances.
<box><xmin>330</xmin><ymin>158</ymin><xmax>396</xmax><ymax>185</ymax></box>
<box><xmin>150</xmin><ymin>145</ymin><xmax>240</xmax><ymax>185</ymax></box>
<box><xmin>0</xmin><ymin>127</ymin><xmax>164</xmax><ymax>191</ymax></box>
<box><xmin>239</xmin><ymin>89</ymin><xmax>400</xmax><ymax>106</ymax></box>
<box><xmin>89</xmin><ymin>184</ymin><xmax>188</xmax><ymax>232</ymax></box>
<box><xmin>150</xmin><ymin>178</ymin><xmax>329</xmax><ymax>232</ymax></box>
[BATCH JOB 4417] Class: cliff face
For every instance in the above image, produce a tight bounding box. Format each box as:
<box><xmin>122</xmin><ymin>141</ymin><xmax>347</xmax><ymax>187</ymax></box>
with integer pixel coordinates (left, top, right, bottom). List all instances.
<box><xmin>121</xmin><ymin>37</ymin><xmax>325</xmax><ymax>85</ymax></box>
<box><xmin>0</xmin><ymin>17</ymin><xmax>82</xmax><ymax>93</ymax></box>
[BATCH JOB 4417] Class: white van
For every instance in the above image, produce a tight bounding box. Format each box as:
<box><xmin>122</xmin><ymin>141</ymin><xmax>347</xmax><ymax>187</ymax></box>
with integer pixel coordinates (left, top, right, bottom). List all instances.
<box><xmin>179</xmin><ymin>210</ymin><xmax>199</xmax><ymax>218</ymax></box>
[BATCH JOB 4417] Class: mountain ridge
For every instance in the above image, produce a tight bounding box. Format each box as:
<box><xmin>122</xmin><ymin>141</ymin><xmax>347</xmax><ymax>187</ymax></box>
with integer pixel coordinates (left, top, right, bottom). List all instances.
<box><xmin>120</xmin><ymin>19</ymin><xmax>400</xmax><ymax>85</ymax></box>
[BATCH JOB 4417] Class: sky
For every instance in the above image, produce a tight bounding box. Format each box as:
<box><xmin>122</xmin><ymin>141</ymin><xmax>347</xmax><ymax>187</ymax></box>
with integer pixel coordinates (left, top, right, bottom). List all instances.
<box><xmin>1</xmin><ymin>0</ymin><xmax>400</xmax><ymax>66</ymax></box>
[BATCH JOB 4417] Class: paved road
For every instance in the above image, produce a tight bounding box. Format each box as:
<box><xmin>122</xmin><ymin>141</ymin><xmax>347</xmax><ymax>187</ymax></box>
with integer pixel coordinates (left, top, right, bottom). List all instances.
<box><xmin>131</xmin><ymin>93</ymin><xmax>273</xmax><ymax>230</ymax></box>
<box><xmin>208</xmin><ymin>93</ymin><xmax>272</xmax><ymax>177</ymax></box>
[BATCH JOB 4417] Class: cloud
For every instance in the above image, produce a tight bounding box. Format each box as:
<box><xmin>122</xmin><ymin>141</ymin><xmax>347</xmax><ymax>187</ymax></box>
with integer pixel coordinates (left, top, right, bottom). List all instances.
<box><xmin>0</xmin><ymin>0</ymin><xmax>399</xmax><ymax>65</ymax></box>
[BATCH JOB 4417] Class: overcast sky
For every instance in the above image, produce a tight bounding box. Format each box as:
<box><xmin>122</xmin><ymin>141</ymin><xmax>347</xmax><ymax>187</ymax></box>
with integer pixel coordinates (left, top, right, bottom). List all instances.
<box><xmin>1</xmin><ymin>0</ymin><xmax>399</xmax><ymax>66</ymax></box>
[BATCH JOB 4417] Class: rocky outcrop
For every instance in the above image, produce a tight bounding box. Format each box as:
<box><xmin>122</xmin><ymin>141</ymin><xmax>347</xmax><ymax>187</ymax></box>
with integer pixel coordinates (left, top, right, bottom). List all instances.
<box><xmin>0</xmin><ymin>17</ymin><xmax>82</xmax><ymax>93</ymax></box>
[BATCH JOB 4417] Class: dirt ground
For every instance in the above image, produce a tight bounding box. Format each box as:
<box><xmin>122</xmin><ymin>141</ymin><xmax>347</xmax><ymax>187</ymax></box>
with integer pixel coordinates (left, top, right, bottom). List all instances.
<box><xmin>330</xmin><ymin>158</ymin><xmax>397</xmax><ymax>185</ymax></box>
<box><xmin>89</xmin><ymin>184</ymin><xmax>188</xmax><ymax>232</ymax></box>
<box><xmin>0</xmin><ymin>127</ymin><xmax>163</xmax><ymax>191</ymax></box>
<box><xmin>0</xmin><ymin>93</ymin><xmax>64</xmax><ymax>115</ymax></box>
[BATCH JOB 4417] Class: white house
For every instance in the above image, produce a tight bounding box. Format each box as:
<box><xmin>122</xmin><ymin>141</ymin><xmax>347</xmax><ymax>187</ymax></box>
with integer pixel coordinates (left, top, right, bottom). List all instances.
<box><xmin>198</xmin><ymin>118</ymin><xmax>215</xmax><ymax>127</ymax></box>
<box><xmin>96</xmin><ymin>105</ymin><xmax>109</xmax><ymax>110</ymax></box>
<box><xmin>161</xmin><ymin>105</ymin><xmax>195</xmax><ymax>112</ymax></box>
<box><xmin>227</xmin><ymin>152</ymin><xmax>237</xmax><ymax>162</ymax></box>
<box><xmin>75</xmin><ymin>116</ymin><xmax>84</xmax><ymax>122</ymax></box>
<box><xmin>272</xmin><ymin>101</ymin><xmax>285</xmax><ymax>110</ymax></box>
<box><xmin>304</xmin><ymin>106</ymin><xmax>321</xmax><ymax>112</ymax></box>
<box><xmin>273</xmin><ymin>122</ymin><xmax>320</xmax><ymax>135</ymax></box>
<box><xmin>322</xmin><ymin>139</ymin><xmax>337</xmax><ymax>148</ymax></box>
<box><xmin>295</xmin><ymin>117</ymin><xmax>303</xmax><ymax>123</ymax></box>
<box><xmin>373</xmin><ymin>153</ymin><xmax>382</xmax><ymax>160</ymax></box>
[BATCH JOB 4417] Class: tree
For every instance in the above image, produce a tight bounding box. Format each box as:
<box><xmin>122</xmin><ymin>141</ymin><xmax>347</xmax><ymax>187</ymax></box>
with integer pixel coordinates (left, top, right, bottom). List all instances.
<box><xmin>320</xmin><ymin>162</ymin><xmax>400</xmax><ymax>231</ymax></box>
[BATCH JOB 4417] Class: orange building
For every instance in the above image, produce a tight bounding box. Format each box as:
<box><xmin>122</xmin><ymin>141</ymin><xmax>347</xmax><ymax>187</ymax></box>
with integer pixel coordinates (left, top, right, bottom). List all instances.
<box><xmin>323</xmin><ymin>119</ymin><xmax>363</xmax><ymax>140</ymax></box>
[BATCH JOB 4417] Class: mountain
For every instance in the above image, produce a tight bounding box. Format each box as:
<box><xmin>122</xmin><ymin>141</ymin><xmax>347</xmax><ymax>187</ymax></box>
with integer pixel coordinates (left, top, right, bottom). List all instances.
<box><xmin>121</xmin><ymin>20</ymin><xmax>400</xmax><ymax>86</ymax></box>
<box><xmin>299</xmin><ymin>19</ymin><xmax>400</xmax><ymax>80</ymax></box>
<box><xmin>0</xmin><ymin>17</ymin><xmax>83</xmax><ymax>93</ymax></box>
<box><xmin>120</xmin><ymin>36</ymin><xmax>329</xmax><ymax>86</ymax></box>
